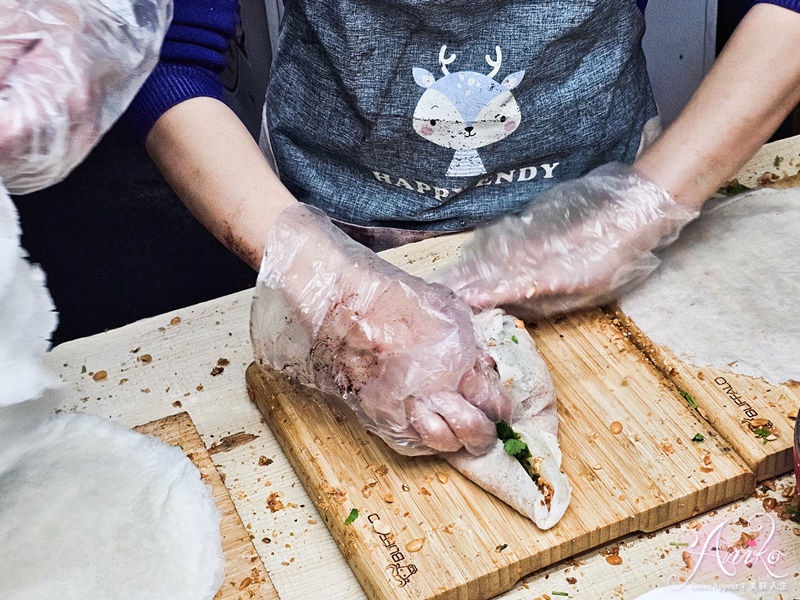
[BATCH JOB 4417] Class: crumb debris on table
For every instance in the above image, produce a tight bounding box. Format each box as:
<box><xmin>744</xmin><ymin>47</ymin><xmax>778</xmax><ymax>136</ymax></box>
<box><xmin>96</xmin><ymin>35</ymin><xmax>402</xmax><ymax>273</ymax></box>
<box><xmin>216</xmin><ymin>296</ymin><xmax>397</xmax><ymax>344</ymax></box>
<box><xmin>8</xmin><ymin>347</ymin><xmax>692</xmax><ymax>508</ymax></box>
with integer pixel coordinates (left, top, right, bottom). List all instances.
<box><xmin>267</xmin><ymin>492</ymin><xmax>285</xmax><ymax>513</ymax></box>
<box><xmin>208</xmin><ymin>432</ymin><xmax>259</xmax><ymax>455</ymax></box>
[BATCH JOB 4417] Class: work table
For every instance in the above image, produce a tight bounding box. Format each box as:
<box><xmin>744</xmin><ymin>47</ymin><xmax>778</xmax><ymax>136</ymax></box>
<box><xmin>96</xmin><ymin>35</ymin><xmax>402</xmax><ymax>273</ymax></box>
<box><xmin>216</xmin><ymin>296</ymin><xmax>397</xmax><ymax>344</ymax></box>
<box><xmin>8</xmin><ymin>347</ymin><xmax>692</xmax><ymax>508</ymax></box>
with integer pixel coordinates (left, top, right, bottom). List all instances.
<box><xmin>43</xmin><ymin>135</ymin><xmax>800</xmax><ymax>600</ymax></box>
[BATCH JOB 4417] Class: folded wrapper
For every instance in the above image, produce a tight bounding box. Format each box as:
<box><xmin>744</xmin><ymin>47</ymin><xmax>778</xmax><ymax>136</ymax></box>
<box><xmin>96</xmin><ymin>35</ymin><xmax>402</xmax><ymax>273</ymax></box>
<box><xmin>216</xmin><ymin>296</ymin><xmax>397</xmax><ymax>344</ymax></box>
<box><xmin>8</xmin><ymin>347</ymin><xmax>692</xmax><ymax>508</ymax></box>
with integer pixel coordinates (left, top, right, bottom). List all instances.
<box><xmin>444</xmin><ymin>309</ymin><xmax>572</xmax><ymax>529</ymax></box>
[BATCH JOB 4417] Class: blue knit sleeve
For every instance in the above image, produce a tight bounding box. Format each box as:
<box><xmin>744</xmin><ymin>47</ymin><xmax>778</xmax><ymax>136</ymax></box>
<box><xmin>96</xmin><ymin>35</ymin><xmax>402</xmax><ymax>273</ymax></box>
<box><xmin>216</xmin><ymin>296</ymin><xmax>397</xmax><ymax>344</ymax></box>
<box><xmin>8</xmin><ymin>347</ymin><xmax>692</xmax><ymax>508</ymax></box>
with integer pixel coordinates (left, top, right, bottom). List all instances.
<box><xmin>121</xmin><ymin>0</ymin><xmax>239</xmax><ymax>142</ymax></box>
<box><xmin>752</xmin><ymin>0</ymin><xmax>800</xmax><ymax>11</ymax></box>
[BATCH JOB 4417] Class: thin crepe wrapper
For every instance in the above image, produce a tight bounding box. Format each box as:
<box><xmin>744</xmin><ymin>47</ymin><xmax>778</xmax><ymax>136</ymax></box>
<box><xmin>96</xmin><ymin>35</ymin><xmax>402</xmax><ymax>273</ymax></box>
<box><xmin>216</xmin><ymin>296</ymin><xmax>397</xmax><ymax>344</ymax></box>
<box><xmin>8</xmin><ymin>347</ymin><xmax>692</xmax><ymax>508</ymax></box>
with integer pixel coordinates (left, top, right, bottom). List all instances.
<box><xmin>444</xmin><ymin>309</ymin><xmax>572</xmax><ymax>529</ymax></box>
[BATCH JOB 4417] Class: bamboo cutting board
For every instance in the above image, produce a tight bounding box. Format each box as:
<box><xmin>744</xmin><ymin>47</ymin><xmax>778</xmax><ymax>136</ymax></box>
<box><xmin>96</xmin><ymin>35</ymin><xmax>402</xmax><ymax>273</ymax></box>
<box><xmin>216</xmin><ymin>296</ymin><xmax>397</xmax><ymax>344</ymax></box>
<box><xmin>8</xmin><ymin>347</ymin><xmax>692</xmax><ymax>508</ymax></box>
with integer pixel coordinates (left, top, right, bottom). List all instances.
<box><xmin>246</xmin><ymin>306</ymin><xmax>755</xmax><ymax>600</ymax></box>
<box><xmin>611</xmin><ymin>291</ymin><xmax>800</xmax><ymax>483</ymax></box>
<box><xmin>134</xmin><ymin>413</ymin><xmax>278</xmax><ymax>600</ymax></box>
<box><xmin>245</xmin><ymin>136</ymin><xmax>800</xmax><ymax>600</ymax></box>
<box><xmin>608</xmin><ymin>140</ymin><xmax>800</xmax><ymax>481</ymax></box>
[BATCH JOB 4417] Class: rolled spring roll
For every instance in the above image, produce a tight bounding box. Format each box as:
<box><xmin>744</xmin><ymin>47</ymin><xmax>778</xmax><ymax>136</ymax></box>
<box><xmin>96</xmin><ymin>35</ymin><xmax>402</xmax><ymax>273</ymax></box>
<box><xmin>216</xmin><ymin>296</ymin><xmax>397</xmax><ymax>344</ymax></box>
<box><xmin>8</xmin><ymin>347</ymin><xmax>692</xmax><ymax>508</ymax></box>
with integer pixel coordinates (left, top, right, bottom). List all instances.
<box><xmin>443</xmin><ymin>309</ymin><xmax>571</xmax><ymax>529</ymax></box>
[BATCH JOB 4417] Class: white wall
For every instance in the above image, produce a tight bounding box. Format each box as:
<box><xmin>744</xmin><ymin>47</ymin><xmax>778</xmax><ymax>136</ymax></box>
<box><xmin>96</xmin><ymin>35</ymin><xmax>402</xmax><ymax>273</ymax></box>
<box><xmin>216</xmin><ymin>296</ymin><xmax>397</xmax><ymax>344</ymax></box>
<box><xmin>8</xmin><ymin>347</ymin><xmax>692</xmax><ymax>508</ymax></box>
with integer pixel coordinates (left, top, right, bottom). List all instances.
<box><xmin>642</xmin><ymin>0</ymin><xmax>718</xmax><ymax>126</ymax></box>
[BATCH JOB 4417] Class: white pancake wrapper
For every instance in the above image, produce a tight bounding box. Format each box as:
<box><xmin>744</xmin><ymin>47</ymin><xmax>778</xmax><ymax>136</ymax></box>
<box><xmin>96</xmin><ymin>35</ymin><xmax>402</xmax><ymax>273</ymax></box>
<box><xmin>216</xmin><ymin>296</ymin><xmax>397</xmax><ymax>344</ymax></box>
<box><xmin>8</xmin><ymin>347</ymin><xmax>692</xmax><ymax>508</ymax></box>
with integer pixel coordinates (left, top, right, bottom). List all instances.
<box><xmin>0</xmin><ymin>413</ymin><xmax>225</xmax><ymax>600</ymax></box>
<box><xmin>444</xmin><ymin>309</ymin><xmax>572</xmax><ymax>529</ymax></box>
<box><xmin>620</xmin><ymin>188</ymin><xmax>800</xmax><ymax>385</ymax></box>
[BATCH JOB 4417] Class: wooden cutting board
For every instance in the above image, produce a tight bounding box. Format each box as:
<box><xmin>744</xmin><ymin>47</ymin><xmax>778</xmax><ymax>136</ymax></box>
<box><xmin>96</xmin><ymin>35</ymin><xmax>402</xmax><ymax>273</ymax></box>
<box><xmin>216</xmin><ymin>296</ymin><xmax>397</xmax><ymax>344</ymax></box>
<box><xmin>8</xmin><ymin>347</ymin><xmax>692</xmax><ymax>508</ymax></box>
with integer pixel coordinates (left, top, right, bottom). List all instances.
<box><xmin>607</xmin><ymin>140</ymin><xmax>800</xmax><ymax>481</ymax></box>
<box><xmin>134</xmin><ymin>413</ymin><xmax>279</xmax><ymax>600</ymax></box>
<box><xmin>245</xmin><ymin>136</ymin><xmax>800</xmax><ymax>600</ymax></box>
<box><xmin>246</xmin><ymin>306</ymin><xmax>755</xmax><ymax>600</ymax></box>
<box><xmin>611</xmin><ymin>292</ymin><xmax>800</xmax><ymax>483</ymax></box>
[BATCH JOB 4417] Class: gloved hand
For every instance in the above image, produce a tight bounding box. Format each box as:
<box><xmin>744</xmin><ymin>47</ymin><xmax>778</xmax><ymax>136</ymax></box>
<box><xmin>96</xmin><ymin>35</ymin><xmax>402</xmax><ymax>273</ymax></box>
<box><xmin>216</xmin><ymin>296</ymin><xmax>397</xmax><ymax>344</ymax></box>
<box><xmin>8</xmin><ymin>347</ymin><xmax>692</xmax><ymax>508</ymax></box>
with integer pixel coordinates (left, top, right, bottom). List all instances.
<box><xmin>438</xmin><ymin>163</ymin><xmax>700</xmax><ymax>319</ymax></box>
<box><xmin>250</xmin><ymin>204</ymin><xmax>514</xmax><ymax>456</ymax></box>
<box><xmin>0</xmin><ymin>0</ymin><xmax>172</xmax><ymax>194</ymax></box>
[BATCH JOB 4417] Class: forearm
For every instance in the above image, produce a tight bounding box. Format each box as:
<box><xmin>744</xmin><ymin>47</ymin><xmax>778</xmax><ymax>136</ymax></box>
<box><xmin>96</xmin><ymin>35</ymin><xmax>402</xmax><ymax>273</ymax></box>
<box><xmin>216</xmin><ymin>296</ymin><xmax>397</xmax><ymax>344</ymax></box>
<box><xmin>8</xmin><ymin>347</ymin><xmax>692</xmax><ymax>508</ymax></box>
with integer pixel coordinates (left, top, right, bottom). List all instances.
<box><xmin>635</xmin><ymin>4</ymin><xmax>800</xmax><ymax>209</ymax></box>
<box><xmin>145</xmin><ymin>97</ymin><xmax>296</xmax><ymax>269</ymax></box>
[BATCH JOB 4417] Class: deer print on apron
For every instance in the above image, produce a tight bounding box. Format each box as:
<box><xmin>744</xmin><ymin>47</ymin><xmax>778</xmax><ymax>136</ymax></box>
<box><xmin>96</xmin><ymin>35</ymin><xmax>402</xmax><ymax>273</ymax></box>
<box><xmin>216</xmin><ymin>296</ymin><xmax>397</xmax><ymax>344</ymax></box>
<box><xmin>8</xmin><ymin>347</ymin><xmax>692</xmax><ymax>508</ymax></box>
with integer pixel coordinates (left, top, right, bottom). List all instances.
<box><xmin>413</xmin><ymin>46</ymin><xmax>524</xmax><ymax>177</ymax></box>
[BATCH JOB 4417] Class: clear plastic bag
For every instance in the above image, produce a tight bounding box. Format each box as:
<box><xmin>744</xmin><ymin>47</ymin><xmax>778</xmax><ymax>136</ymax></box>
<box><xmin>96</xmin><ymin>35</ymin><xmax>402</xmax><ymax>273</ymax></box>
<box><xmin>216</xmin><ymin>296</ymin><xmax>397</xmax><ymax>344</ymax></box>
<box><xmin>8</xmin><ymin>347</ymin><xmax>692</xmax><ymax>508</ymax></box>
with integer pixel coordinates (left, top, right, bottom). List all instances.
<box><xmin>0</xmin><ymin>0</ymin><xmax>172</xmax><ymax>193</ymax></box>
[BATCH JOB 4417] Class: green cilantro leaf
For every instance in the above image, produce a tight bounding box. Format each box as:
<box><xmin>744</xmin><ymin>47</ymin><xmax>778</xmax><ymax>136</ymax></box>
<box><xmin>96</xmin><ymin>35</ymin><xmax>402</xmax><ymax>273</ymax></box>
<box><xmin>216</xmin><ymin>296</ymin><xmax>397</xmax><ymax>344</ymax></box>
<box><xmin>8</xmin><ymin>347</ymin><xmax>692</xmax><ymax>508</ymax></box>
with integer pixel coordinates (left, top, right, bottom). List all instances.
<box><xmin>680</xmin><ymin>391</ymin><xmax>698</xmax><ymax>410</ymax></box>
<box><xmin>511</xmin><ymin>335</ymin><xmax>519</xmax><ymax>344</ymax></box>
<box><xmin>497</xmin><ymin>420</ymin><xmax>535</xmax><ymax>485</ymax></box>
<box><xmin>496</xmin><ymin>421</ymin><xmax>533</xmax><ymax>466</ymax></box>
<box><xmin>691</xmin><ymin>433</ymin><xmax>705</xmax><ymax>442</ymax></box>
<box><xmin>344</xmin><ymin>508</ymin><xmax>359</xmax><ymax>525</ymax></box>
<box><xmin>753</xmin><ymin>427</ymin><xmax>771</xmax><ymax>444</ymax></box>
<box><xmin>504</xmin><ymin>438</ymin><xmax>528</xmax><ymax>457</ymax></box>
<box><xmin>552</xmin><ymin>593</ymin><xmax>570</xmax><ymax>597</ymax></box>
<box><xmin>81</xmin><ymin>365</ymin><xmax>87</xmax><ymax>374</ymax></box>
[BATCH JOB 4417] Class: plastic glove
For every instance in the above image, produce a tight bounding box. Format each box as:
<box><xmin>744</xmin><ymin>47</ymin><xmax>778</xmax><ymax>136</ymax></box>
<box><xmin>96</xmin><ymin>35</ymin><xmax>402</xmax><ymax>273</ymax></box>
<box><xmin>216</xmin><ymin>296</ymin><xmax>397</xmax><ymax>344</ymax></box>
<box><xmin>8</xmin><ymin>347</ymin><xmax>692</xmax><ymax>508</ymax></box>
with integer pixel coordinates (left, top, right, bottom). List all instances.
<box><xmin>0</xmin><ymin>0</ymin><xmax>172</xmax><ymax>194</ymax></box>
<box><xmin>250</xmin><ymin>204</ymin><xmax>514</xmax><ymax>456</ymax></box>
<box><xmin>438</xmin><ymin>163</ymin><xmax>700</xmax><ymax>319</ymax></box>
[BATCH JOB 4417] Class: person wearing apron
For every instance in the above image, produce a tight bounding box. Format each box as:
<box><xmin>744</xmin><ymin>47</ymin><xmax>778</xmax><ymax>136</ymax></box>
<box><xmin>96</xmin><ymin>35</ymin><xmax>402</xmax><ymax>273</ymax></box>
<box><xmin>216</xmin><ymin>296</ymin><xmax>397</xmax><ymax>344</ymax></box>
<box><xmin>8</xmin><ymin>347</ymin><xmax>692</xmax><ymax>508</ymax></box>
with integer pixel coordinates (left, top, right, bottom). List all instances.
<box><xmin>262</xmin><ymin>1</ymin><xmax>658</xmax><ymax>250</ymax></box>
<box><xmin>127</xmin><ymin>0</ymin><xmax>800</xmax><ymax>454</ymax></box>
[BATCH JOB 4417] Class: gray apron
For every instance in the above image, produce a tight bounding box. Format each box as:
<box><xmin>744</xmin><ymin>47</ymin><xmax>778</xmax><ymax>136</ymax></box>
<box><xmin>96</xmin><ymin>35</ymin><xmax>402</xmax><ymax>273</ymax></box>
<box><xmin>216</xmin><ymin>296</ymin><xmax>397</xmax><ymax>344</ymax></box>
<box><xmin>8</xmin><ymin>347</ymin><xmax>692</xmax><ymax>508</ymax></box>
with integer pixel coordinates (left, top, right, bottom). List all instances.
<box><xmin>262</xmin><ymin>0</ymin><xmax>657</xmax><ymax>250</ymax></box>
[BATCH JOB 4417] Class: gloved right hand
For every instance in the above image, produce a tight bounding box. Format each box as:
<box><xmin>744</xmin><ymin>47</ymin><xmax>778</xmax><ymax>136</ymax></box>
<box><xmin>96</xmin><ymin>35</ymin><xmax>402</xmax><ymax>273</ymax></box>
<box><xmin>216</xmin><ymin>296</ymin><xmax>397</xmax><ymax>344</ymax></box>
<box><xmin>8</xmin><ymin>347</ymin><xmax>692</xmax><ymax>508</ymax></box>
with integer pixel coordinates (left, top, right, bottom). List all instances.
<box><xmin>250</xmin><ymin>204</ymin><xmax>514</xmax><ymax>456</ymax></box>
<box><xmin>0</xmin><ymin>0</ymin><xmax>171</xmax><ymax>194</ymax></box>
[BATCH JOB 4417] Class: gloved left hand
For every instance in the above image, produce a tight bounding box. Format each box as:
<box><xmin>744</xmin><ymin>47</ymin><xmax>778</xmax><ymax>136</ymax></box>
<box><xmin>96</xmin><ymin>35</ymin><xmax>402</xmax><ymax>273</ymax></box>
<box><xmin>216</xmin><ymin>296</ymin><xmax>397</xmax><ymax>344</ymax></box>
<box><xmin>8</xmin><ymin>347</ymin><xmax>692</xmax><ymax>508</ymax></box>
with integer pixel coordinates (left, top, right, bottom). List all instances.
<box><xmin>0</xmin><ymin>0</ymin><xmax>172</xmax><ymax>194</ymax></box>
<box><xmin>438</xmin><ymin>163</ymin><xmax>700</xmax><ymax>319</ymax></box>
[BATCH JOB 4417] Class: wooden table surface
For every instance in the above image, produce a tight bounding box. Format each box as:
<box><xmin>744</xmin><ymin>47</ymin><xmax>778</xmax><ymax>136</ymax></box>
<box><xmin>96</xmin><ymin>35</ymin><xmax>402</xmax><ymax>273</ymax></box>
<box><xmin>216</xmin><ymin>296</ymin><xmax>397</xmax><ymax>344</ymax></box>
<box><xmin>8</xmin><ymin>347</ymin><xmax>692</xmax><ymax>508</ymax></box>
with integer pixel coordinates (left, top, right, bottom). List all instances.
<box><xmin>42</xmin><ymin>136</ymin><xmax>800</xmax><ymax>600</ymax></box>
